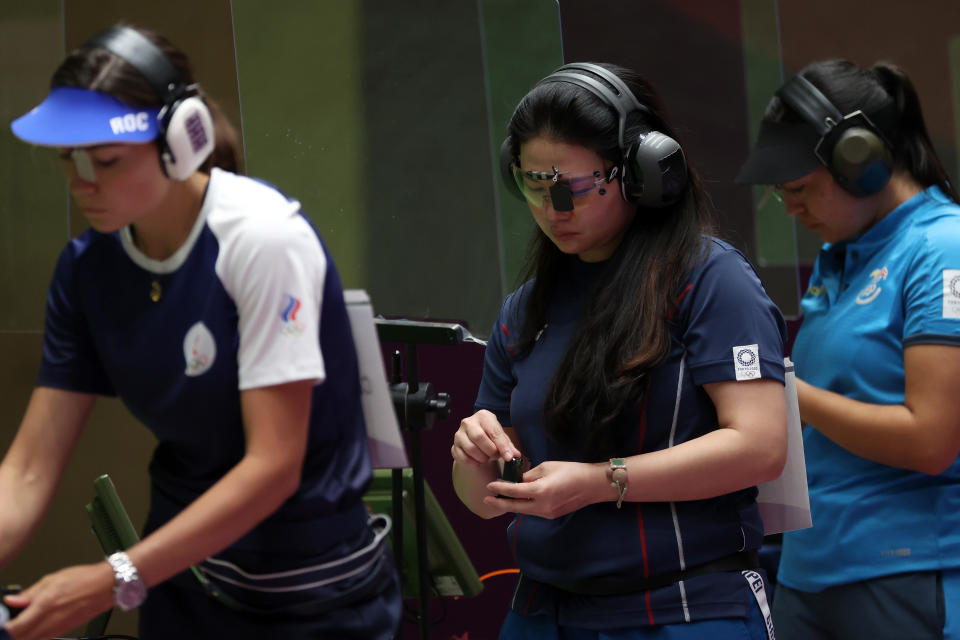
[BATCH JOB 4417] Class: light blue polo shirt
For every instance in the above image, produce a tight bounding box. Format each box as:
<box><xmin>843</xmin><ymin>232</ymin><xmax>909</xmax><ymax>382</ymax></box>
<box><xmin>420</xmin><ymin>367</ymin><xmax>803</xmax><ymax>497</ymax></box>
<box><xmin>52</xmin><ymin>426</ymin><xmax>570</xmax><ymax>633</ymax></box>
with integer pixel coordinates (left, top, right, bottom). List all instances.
<box><xmin>780</xmin><ymin>185</ymin><xmax>960</xmax><ymax>592</ymax></box>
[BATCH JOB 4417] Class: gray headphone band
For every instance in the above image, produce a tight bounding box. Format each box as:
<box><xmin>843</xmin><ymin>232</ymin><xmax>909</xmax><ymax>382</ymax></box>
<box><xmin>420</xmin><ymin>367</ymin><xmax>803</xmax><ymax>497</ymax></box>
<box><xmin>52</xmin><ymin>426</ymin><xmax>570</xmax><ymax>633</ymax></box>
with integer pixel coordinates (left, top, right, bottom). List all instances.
<box><xmin>776</xmin><ymin>75</ymin><xmax>843</xmax><ymax>137</ymax></box>
<box><xmin>558</xmin><ymin>63</ymin><xmax>649</xmax><ymax>114</ymax></box>
<box><xmin>538</xmin><ymin>63</ymin><xmax>649</xmax><ymax>151</ymax></box>
<box><xmin>86</xmin><ymin>26</ymin><xmax>183</xmax><ymax>106</ymax></box>
<box><xmin>778</xmin><ymin>73</ymin><xmax>897</xmax><ymax>151</ymax></box>
<box><xmin>541</xmin><ymin>73</ymin><xmax>630</xmax><ymax>149</ymax></box>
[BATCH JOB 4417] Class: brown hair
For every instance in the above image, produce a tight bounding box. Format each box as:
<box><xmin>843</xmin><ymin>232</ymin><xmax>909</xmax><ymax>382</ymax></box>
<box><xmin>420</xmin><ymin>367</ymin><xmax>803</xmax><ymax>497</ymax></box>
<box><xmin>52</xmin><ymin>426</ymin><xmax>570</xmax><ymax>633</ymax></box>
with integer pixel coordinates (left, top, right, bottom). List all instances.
<box><xmin>51</xmin><ymin>23</ymin><xmax>243</xmax><ymax>174</ymax></box>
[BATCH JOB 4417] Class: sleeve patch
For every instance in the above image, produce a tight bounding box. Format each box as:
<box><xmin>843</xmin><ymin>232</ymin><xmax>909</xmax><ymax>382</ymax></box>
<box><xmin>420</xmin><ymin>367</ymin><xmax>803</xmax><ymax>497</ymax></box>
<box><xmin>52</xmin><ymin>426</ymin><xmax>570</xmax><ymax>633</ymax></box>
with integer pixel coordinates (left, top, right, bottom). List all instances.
<box><xmin>733</xmin><ymin>344</ymin><xmax>761</xmax><ymax>381</ymax></box>
<box><xmin>280</xmin><ymin>293</ymin><xmax>306</xmax><ymax>336</ymax></box>
<box><xmin>943</xmin><ymin>269</ymin><xmax>960</xmax><ymax>319</ymax></box>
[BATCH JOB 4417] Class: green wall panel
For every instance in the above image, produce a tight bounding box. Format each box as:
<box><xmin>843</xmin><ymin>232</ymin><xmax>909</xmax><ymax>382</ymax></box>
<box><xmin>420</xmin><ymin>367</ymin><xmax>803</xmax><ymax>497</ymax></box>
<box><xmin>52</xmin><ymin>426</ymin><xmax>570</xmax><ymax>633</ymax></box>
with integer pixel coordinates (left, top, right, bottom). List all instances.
<box><xmin>950</xmin><ymin>36</ymin><xmax>960</xmax><ymax>191</ymax></box>
<box><xmin>0</xmin><ymin>3</ymin><xmax>69</xmax><ymax>331</ymax></box>
<box><xmin>231</xmin><ymin>0</ymin><xmax>365</xmax><ymax>286</ymax></box>
<box><xmin>479</xmin><ymin>0</ymin><xmax>563</xmax><ymax>294</ymax></box>
<box><xmin>740</xmin><ymin>0</ymin><xmax>793</xmax><ymax>267</ymax></box>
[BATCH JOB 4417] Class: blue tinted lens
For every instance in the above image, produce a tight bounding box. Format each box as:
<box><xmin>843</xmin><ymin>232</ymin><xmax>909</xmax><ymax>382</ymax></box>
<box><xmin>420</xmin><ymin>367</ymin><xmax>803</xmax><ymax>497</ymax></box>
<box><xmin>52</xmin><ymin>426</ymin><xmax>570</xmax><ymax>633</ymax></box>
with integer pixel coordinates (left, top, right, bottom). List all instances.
<box><xmin>511</xmin><ymin>165</ymin><xmax>612</xmax><ymax>210</ymax></box>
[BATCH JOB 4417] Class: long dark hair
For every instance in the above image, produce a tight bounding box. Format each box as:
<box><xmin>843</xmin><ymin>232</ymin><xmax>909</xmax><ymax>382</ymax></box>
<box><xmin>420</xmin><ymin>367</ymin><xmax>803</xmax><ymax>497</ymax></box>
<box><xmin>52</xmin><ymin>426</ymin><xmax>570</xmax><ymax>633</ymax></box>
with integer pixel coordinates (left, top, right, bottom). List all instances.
<box><xmin>768</xmin><ymin>58</ymin><xmax>958</xmax><ymax>204</ymax></box>
<box><xmin>507</xmin><ymin>63</ymin><xmax>716</xmax><ymax>460</ymax></box>
<box><xmin>51</xmin><ymin>23</ymin><xmax>242</xmax><ymax>174</ymax></box>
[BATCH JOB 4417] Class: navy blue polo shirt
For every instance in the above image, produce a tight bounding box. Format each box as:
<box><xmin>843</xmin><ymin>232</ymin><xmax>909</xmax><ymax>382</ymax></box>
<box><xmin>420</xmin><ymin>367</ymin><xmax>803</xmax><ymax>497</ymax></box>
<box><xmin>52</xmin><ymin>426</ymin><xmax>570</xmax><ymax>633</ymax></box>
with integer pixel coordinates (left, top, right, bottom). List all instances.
<box><xmin>476</xmin><ymin>237</ymin><xmax>786</xmax><ymax>628</ymax></box>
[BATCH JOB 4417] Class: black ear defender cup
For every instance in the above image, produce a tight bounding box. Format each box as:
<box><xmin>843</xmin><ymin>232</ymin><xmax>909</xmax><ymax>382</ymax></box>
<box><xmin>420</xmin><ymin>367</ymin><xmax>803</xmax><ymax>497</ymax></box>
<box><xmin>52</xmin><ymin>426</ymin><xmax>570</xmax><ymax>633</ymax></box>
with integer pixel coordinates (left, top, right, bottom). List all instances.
<box><xmin>499</xmin><ymin>62</ymin><xmax>688</xmax><ymax>208</ymax></box>
<box><xmin>86</xmin><ymin>26</ymin><xmax>215</xmax><ymax>181</ymax></box>
<box><xmin>499</xmin><ymin>136</ymin><xmax>520</xmax><ymax>200</ymax></box>
<box><xmin>776</xmin><ymin>75</ymin><xmax>893</xmax><ymax>196</ymax></box>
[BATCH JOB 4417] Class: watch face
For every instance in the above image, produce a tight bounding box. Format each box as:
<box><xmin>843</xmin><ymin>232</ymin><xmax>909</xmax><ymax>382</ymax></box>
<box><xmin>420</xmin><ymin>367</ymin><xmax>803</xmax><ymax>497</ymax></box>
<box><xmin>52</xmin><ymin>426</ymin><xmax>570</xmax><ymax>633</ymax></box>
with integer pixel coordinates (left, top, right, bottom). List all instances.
<box><xmin>115</xmin><ymin>578</ymin><xmax>147</xmax><ymax>611</ymax></box>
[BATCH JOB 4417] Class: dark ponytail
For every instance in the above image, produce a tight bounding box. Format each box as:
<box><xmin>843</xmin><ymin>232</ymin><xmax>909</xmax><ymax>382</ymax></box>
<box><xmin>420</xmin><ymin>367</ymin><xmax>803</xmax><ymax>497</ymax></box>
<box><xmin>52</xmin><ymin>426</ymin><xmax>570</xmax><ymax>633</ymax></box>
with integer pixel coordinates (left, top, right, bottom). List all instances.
<box><xmin>869</xmin><ymin>62</ymin><xmax>958</xmax><ymax>203</ymax></box>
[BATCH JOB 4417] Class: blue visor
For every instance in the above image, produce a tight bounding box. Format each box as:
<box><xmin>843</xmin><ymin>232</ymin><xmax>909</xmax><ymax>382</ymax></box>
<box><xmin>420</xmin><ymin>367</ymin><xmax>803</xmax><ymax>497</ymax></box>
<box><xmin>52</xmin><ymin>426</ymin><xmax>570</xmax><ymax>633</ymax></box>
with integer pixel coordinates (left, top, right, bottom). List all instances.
<box><xmin>10</xmin><ymin>86</ymin><xmax>161</xmax><ymax>147</ymax></box>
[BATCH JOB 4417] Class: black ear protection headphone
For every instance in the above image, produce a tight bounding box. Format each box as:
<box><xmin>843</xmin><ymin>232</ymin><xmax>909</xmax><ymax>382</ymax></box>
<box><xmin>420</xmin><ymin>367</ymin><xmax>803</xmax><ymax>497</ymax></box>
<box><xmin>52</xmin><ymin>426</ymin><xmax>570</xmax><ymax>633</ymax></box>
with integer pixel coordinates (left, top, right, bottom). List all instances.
<box><xmin>500</xmin><ymin>62</ymin><xmax>688</xmax><ymax>209</ymax></box>
<box><xmin>776</xmin><ymin>74</ymin><xmax>893</xmax><ymax>197</ymax></box>
<box><xmin>86</xmin><ymin>26</ymin><xmax>215</xmax><ymax>181</ymax></box>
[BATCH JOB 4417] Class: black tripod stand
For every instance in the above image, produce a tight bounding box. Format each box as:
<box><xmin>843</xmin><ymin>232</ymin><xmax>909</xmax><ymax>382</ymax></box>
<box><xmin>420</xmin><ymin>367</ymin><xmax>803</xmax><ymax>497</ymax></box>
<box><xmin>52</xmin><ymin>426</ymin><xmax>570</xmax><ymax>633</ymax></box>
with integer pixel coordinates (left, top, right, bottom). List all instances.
<box><xmin>376</xmin><ymin>319</ymin><xmax>467</xmax><ymax>640</ymax></box>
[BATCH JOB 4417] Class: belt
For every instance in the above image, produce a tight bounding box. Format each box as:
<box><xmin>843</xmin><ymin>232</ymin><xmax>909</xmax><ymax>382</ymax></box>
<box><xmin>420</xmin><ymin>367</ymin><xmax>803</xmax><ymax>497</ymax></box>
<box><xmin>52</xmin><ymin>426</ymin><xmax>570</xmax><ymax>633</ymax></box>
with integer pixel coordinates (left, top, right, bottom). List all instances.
<box><xmin>195</xmin><ymin>514</ymin><xmax>394</xmax><ymax>615</ymax></box>
<box><xmin>554</xmin><ymin>550</ymin><xmax>760</xmax><ymax>596</ymax></box>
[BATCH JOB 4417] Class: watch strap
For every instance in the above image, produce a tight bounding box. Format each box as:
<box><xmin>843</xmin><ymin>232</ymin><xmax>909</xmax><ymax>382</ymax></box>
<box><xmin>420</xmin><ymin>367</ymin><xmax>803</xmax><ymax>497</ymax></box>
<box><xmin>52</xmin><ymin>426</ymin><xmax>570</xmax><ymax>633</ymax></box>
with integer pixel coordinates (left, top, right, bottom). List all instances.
<box><xmin>106</xmin><ymin>551</ymin><xmax>147</xmax><ymax>611</ymax></box>
<box><xmin>608</xmin><ymin>457</ymin><xmax>628</xmax><ymax>509</ymax></box>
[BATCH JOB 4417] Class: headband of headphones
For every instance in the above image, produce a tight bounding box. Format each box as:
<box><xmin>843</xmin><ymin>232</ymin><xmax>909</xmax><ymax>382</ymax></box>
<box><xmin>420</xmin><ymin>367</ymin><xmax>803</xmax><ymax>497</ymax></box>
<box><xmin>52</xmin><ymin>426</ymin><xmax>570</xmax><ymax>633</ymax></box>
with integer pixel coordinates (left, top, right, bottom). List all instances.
<box><xmin>776</xmin><ymin>75</ymin><xmax>844</xmax><ymax>137</ymax></box>
<box><xmin>86</xmin><ymin>26</ymin><xmax>215</xmax><ymax>181</ymax></box>
<box><xmin>87</xmin><ymin>27</ymin><xmax>184</xmax><ymax>106</ymax></box>
<box><xmin>775</xmin><ymin>74</ymin><xmax>894</xmax><ymax>196</ymax></box>
<box><xmin>501</xmin><ymin>62</ymin><xmax>687</xmax><ymax>209</ymax></box>
<box><xmin>541</xmin><ymin>63</ymin><xmax>651</xmax><ymax>153</ymax></box>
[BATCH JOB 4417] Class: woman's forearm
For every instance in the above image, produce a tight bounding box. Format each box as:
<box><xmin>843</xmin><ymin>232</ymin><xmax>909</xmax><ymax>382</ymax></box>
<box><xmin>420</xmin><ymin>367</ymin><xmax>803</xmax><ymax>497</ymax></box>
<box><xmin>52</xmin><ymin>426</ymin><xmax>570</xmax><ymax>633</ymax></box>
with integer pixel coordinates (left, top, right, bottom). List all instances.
<box><xmin>0</xmin><ymin>465</ymin><xmax>58</xmax><ymax>568</ymax></box>
<box><xmin>124</xmin><ymin>452</ymin><xmax>300</xmax><ymax>588</ymax></box>
<box><xmin>0</xmin><ymin>387</ymin><xmax>95</xmax><ymax>568</ymax></box>
<box><xmin>453</xmin><ymin>459</ymin><xmax>505</xmax><ymax>519</ymax></box>
<box><xmin>798</xmin><ymin>378</ymin><xmax>953</xmax><ymax>473</ymax></box>
<box><xmin>128</xmin><ymin>380</ymin><xmax>314</xmax><ymax>587</ymax></box>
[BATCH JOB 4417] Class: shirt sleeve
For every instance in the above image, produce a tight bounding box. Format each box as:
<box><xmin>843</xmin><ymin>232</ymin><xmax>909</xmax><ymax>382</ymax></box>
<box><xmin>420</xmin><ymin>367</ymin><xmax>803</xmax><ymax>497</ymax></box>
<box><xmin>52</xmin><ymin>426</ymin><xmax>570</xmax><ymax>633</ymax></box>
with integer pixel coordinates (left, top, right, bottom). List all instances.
<box><xmin>902</xmin><ymin>217</ymin><xmax>960</xmax><ymax>346</ymax></box>
<box><xmin>217</xmin><ymin>211</ymin><xmax>327</xmax><ymax>390</ymax></box>
<box><xmin>679</xmin><ymin>242</ymin><xmax>787</xmax><ymax>386</ymax></box>
<box><xmin>474</xmin><ymin>289</ymin><xmax>525</xmax><ymax>426</ymax></box>
<box><xmin>36</xmin><ymin>241</ymin><xmax>115</xmax><ymax>395</ymax></box>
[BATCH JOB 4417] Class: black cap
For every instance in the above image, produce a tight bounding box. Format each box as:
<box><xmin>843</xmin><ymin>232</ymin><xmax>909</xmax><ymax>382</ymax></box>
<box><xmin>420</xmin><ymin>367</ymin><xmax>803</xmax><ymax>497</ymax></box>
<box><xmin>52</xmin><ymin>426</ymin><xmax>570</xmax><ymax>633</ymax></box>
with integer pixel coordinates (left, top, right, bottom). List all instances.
<box><xmin>735</xmin><ymin>119</ymin><xmax>823</xmax><ymax>185</ymax></box>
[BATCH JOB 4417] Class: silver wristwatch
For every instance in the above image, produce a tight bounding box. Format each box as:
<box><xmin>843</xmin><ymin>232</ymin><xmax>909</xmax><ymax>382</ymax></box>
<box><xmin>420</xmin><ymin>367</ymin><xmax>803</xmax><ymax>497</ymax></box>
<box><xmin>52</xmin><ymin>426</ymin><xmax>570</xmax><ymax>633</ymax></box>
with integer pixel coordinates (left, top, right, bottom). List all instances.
<box><xmin>106</xmin><ymin>551</ymin><xmax>147</xmax><ymax>611</ymax></box>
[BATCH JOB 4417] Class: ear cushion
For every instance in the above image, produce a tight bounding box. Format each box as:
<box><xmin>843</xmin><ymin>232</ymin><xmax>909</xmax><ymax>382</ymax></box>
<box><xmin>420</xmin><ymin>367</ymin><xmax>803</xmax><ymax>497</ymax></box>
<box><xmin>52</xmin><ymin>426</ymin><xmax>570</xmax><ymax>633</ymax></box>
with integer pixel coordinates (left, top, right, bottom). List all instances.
<box><xmin>622</xmin><ymin>131</ymin><xmax>687</xmax><ymax>207</ymax></box>
<box><xmin>829</xmin><ymin>125</ymin><xmax>892</xmax><ymax>196</ymax></box>
<box><xmin>162</xmin><ymin>95</ymin><xmax>215</xmax><ymax>181</ymax></box>
<box><xmin>499</xmin><ymin>136</ymin><xmax>524</xmax><ymax>201</ymax></box>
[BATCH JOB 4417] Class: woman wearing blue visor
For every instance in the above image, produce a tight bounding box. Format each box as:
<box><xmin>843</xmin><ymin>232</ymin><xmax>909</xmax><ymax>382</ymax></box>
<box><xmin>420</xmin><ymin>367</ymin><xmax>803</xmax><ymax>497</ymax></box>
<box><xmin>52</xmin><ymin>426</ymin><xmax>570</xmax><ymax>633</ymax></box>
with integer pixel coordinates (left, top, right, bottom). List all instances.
<box><xmin>452</xmin><ymin>62</ymin><xmax>788</xmax><ymax>639</ymax></box>
<box><xmin>0</xmin><ymin>24</ymin><xmax>400</xmax><ymax>640</ymax></box>
<box><xmin>736</xmin><ymin>59</ymin><xmax>960</xmax><ymax>640</ymax></box>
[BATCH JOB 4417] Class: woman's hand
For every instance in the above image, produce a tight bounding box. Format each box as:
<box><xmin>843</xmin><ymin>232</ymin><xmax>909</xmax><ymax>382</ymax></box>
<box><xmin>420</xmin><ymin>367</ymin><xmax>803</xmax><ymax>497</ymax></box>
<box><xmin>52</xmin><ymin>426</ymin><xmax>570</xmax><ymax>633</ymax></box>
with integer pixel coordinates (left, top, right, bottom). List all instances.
<box><xmin>451</xmin><ymin>410</ymin><xmax>521</xmax><ymax>468</ymax></box>
<box><xmin>484</xmin><ymin>460</ymin><xmax>606</xmax><ymax>520</ymax></box>
<box><xmin>3</xmin><ymin>562</ymin><xmax>114</xmax><ymax>640</ymax></box>
<box><xmin>451</xmin><ymin>410</ymin><xmax>522</xmax><ymax>519</ymax></box>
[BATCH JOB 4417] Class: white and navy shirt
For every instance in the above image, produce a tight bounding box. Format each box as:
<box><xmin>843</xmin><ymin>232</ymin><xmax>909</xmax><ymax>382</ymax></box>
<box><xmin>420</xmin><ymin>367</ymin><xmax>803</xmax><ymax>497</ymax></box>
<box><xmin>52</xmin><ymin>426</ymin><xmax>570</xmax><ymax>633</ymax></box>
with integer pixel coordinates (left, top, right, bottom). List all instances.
<box><xmin>39</xmin><ymin>168</ymin><xmax>372</xmax><ymax>559</ymax></box>
<box><xmin>476</xmin><ymin>238</ymin><xmax>786</xmax><ymax>628</ymax></box>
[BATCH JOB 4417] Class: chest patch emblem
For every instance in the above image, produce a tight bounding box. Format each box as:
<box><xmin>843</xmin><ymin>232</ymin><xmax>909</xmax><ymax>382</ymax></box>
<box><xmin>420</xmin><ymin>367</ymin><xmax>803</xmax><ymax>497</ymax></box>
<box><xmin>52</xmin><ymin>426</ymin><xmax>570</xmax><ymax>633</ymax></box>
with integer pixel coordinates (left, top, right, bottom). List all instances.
<box><xmin>855</xmin><ymin>266</ymin><xmax>888</xmax><ymax>305</ymax></box>
<box><xmin>944</xmin><ymin>269</ymin><xmax>960</xmax><ymax>319</ymax></box>
<box><xmin>184</xmin><ymin>321</ymin><xmax>217</xmax><ymax>377</ymax></box>
<box><xmin>733</xmin><ymin>344</ymin><xmax>761</xmax><ymax>381</ymax></box>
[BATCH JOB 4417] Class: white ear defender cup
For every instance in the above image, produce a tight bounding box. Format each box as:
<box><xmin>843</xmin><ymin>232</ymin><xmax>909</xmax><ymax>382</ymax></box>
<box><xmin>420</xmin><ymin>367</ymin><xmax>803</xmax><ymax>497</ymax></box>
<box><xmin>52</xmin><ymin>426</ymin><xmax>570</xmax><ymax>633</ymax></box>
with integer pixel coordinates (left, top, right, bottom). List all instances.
<box><xmin>500</xmin><ymin>62</ymin><xmax>688</xmax><ymax>209</ymax></box>
<box><xmin>162</xmin><ymin>94</ymin><xmax>215</xmax><ymax>180</ymax></box>
<box><xmin>86</xmin><ymin>26</ymin><xmax>215</xmax><ymax>181</ymax></box>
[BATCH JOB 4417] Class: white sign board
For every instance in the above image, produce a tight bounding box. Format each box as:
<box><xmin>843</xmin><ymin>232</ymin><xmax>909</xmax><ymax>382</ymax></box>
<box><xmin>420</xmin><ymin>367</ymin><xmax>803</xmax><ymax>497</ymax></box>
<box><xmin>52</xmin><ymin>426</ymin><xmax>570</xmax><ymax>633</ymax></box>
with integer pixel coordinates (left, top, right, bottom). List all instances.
<box><xmin>344</xmin><ymin>290</ymin><xmax>408</xmax><ymax>469</ymax></box>
<box><xmin>757</xmin><ymin>357</ymin><xmax>812</xmax><ymax>534</ymax></box>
